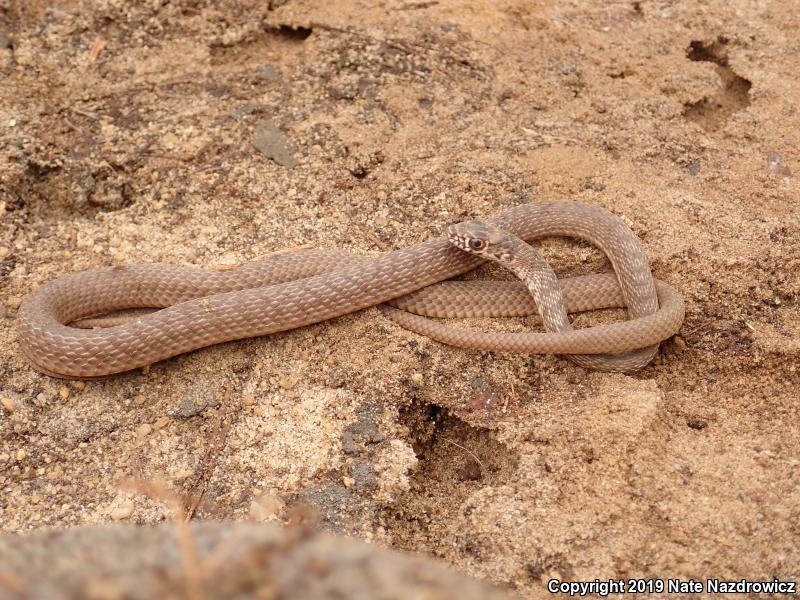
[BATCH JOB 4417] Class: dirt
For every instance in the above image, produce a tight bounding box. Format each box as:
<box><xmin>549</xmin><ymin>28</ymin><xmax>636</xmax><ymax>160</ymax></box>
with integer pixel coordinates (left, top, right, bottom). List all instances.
<box><xmin>0</xmin><ymin>0</ymin><xmax>798</xmax><ymax>598</ymax></box>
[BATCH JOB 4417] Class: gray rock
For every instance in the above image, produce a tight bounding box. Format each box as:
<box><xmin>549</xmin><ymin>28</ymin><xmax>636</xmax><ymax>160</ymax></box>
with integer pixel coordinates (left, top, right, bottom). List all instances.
<box><xmin>0</xmin><ymin>522</ymin><xmax>513</xmax><ymax>599</ymax></box>
<box><xmin>252</xmin><ymin>121</ymin><xmax>297</xmax><ymax>167</ymax></box>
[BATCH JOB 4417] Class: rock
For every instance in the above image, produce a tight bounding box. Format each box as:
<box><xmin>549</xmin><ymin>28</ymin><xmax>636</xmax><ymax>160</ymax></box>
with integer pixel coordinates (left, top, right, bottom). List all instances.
<box><xmin>252</xmin><ymin>121</ymin><xmax>298</xmax><ymax>167</ymax></box>
<box><xmin>0</xmin><ymin>523</ymin><xmax>513</xmax><ymax>599</ymax></box>
<box><xmin>259</xmin><ymin>65</ymin><xmax>281</xmax><ymax>81</ymax></box>
<box><xmin>1</xmin><ymin>396</ymin><xmax>16</xmax><ymax>413</ymax></box>
<box><xmin>175</xmin><ymin>385</ymin><xmax>219</xmax><ymax>418</ymax></box>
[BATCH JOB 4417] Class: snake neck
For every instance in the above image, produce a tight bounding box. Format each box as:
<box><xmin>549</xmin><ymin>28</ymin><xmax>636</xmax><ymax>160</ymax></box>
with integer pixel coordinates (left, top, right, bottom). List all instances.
<box><xmin>490</xmin><ymin>236</ymin><xmax>573</xmax><ymax>333</ymax></box>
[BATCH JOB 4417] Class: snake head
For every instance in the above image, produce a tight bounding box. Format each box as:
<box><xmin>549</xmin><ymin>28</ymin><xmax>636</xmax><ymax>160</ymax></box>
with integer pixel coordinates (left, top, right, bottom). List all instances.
<box><xmin>447</xmin><ymin>219</ymin><xmax>514</xmax><ymax>262</ymax></box>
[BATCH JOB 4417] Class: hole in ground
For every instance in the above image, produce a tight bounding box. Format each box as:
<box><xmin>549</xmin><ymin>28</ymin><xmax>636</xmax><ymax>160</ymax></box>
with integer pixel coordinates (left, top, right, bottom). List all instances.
<box><xmin>275</xmin><ymin>24</ymin><xmax>313</xmax><ymax>41</ymax></box>
<box><xmin>682</xmin><ymin>37</ymin><xmax>751</xmax><ymax>131</ymax></box>
<box><xmin>381</xmin><ymin>399</ymin><xmax>520</xmax><ymax>556</ymax></box>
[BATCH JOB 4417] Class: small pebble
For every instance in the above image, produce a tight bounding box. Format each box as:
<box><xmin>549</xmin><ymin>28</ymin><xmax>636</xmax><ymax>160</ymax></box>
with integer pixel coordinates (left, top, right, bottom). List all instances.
<box><xmin>278</xmin><ymin>374</ymin><xmax>298</xmax><ymax>390</ymax></box>
<box><xmin>58</xmin><ymin>387</ymin><xmax>70</xmax><ymax>399</ymax></box>
<box><xmin>176</xmin><ymin>387</ymin><xmax>219</xmax><ymax>418</ymax></box>
<box><xmin>248</xmin><ymin>493</ymin><xmax>283</xmax><ymax>521</ymax></box>
<box><xmin>687</xmin><ymin>418</ymin><xmax>708</xmax><ymax>430</ymax></box>
<box><xmin>252</xmin><ymin>120</ymin><xmax>297</xmax><ymax>168</ymax></box>
<box><xmin>135</xmin><ymin>423</ymin><xmax>152</xmax><ymax>437</ymax></box>
<box><xmin>1</xmin><ymin>396</ymin><xmax>16</xmax><ymax>413</ymax></box>
<box><xmin>259</xmin><ymin>65</ymin><xmax>281</xmax><ymax>81</ymax></box>
<box><xmin>767</xmin><ymin>151</ymin><xmax>792</xmax><ymax>176</ymax></box>
<box><xmin>109</xmin><ymin>501</ymin><xmax>134</xmax><ymax>521</ymax></box>
<box><xmin>410</xmin><ymin>372</ymin><xmax>423</xmax><ymax>385</ymax></box>
<box><xmin>466</xmin><ymin>392</ymin><xmax>501</xmax><ymax>411</ymax></box>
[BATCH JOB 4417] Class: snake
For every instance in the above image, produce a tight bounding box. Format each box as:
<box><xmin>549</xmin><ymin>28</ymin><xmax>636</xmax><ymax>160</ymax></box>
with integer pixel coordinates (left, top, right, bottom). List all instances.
<box><xmin>16</xmin><ymin>201</ymin><xmax>685</xmax><ymax>378</ymax></box>
<box><xmin>384</xmin><ymin>219</ymin><xmax>679</xmax><ymax>371</ymax></box>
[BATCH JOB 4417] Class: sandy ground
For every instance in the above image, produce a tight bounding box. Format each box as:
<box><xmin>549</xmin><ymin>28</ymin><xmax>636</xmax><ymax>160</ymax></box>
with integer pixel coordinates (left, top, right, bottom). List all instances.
<box><xmin>1</xmin><ymin>0</ymin><xmax>799</xmax><ymax>597</ymax></box>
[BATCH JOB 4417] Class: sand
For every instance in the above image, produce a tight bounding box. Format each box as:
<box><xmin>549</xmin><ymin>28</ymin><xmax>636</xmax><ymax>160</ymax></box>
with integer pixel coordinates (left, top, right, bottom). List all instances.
<box><xmin>1</xmin><ymin>0</ymin><xmax>798</xmax><ymax>597</ymax></box>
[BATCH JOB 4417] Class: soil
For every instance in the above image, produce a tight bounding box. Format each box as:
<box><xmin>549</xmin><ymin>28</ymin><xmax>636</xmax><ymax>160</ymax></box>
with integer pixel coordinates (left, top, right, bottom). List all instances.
<box><xmin>1</xmin><ymin>0</ymin><xmax>798</xmax><ymax>598</ymax></box>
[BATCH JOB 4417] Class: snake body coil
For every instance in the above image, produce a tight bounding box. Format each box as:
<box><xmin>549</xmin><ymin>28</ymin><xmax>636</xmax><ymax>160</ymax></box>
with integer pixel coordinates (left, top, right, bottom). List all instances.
<box><xmin>17</xmin><ymin>202</ymin><xmax>685</xmax><ymax>377</ymax></box>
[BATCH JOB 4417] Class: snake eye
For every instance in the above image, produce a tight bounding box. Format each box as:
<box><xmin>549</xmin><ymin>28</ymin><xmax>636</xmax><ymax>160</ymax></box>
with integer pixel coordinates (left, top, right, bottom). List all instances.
<box><xmin>468</xmin><ymin>238</ymin><xmax>486</xmax><ymax>251</ymax></box>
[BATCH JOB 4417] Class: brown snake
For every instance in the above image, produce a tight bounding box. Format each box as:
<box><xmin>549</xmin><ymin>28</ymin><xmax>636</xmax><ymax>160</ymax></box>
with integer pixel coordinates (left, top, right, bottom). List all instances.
<box><xmin>17</xmin><ymin>202</ymin><xmax>685</xmax><ymax>378</ymax></box>
<box><xmin>386</xmin><ymin>219</ymin><xmax>681</xmax><ymax>372</ymax></box>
